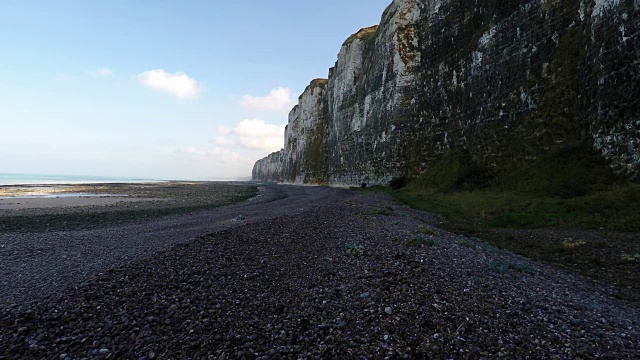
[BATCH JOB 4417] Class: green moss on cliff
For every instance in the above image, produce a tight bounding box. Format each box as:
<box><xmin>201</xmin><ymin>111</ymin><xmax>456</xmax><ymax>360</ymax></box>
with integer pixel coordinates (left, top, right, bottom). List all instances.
<box><xmin>290</xmin><ymin>160</ymin><xmax>298</xmax><ymax>183</ymax></box>
<box><xmin>397</xmin><ymin>21</ymin><xmax>419</xmax><ymax>65</ymax></box>
<box><xmin>303</xmin><ymin>112</ymin><xmax>330</xmax><ymax>184</ymax></box>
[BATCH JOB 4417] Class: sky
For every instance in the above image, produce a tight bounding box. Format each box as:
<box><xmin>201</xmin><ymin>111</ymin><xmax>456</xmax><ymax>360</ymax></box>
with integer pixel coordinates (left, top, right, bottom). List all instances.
<box><xmin>0</xmin><ymin>0</ymin><xmax>391</xmax><ymax>180</ymax></box>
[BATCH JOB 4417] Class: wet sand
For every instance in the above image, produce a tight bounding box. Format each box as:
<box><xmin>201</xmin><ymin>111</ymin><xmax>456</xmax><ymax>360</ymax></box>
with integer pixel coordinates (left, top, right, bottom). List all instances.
<box><xmin>0</xmin><ymin>196</ymin><xmax>157</xmax><ymax>210</ymax></box>
<box><xmin>0</xmin><ymin>182</ymin><xmax>258</xmax><ymax>232</ymax></box>
<box><xmin>0</xmin><ymin>183</ymin><xmax>167</xmax><ymax>210</ymax></box>
<box><xmin>0</xmin><ymin>183</ymin><xmax>155</xmax><ymax>198</ymax></box>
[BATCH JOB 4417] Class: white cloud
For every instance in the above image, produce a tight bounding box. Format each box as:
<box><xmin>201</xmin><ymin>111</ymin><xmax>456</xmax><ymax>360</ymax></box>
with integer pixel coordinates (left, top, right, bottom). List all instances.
<box><xmin>213</xmin><ymin>119</ymin><xmax>285</xmax><ymax>152</ymax></box>
<box><xmin>216</xmin><ymin>126</ymin><xmax>232</xmax><ymax>135</ymax></box>
<box><xmin>172</xmin><ymin>119</ymin><xmax>286</xmax><ymax>180</ymax></box>
<box><xmin>179</xmin><ymin>146</ymin><xmax>240</xmax><ymax>163</ymax></box>
<box><xmin>213</xmin><ymin>135</ymin><xmax>235</xmax><ymax>146</ymax></box>
<box><xmin>137</xmin><ymin>69</ymin><xmax>200</xmax><ymax>99</ymax></box>
<box><xmin>239</xmin><ymin>87</ymin><xmax>293</xmax><ymax>112</ymax></box>
<box><xmin>88</xmin><ymin>67</ymin><xmax>113</xmax><ymax>77</ymax></box>
<box><xmin>174</xmin><ymin>145</ymin><xmax>257</xmax><ymax>179</ymax></box>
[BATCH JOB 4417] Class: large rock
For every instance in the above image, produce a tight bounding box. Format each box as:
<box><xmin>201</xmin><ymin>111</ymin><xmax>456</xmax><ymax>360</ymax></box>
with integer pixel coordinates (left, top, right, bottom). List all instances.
<box><xmin>253</xmin><ymin>0</ymin><xmax>640</xmax><ymax>186</ymax></box>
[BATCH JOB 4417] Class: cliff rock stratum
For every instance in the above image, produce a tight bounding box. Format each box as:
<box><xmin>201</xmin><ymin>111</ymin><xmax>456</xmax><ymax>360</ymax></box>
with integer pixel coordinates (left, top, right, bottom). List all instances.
<box><xmin>253</xmin><ymin>0</ymin><xmax>639</xmax><ymax>191</ymax></box>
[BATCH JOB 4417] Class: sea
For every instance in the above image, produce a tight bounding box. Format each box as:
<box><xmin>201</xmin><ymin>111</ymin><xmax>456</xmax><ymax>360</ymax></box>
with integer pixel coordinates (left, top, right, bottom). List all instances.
<box><xmin>0</xmin><ymin>173</ymin><xmax>159</xmax><ymax>186</ymax></box>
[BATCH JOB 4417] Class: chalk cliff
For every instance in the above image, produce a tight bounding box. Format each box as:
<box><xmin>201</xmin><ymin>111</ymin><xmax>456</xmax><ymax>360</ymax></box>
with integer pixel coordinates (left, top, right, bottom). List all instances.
<box><xmin>252</xmin><ymin>0</ymin><xmax>640</xmax><ymax>188</ymax></box>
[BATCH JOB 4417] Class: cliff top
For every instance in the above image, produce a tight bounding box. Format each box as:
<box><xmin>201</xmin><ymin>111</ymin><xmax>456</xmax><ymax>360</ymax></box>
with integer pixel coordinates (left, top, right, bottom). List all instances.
<box><xmin>342</xmin><ymin>25</ymin><xmax>379</xmax><ymax>46</ymax></box>
<box><xmin>309</xmin><ymin>78</ymin><xmax>328</xmax><ymax>88</ymax></box>
<box><xmin>297</xmin><ymin>79</ymin><xmax>329</xmax><ymax>100</ymax></box>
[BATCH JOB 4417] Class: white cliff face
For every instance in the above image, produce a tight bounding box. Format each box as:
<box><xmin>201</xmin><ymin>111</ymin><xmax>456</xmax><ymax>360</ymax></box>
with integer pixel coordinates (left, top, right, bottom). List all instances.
<box><xmin>281</xmin><ymin>80</ymin><xmax>328</xmax><ymax>183</ymax></box>
<box><xmin>252</xmin><ymin>150</ymin><xmax>283</xmax><ymax>182</ymax></box>
<box><xmin>282</xmin><ymin>106</ymin><xmax>299</xmax><ymax>181</ymax></box>
<box><xmin>390</xmin><ymin>0</ymin><xmax>422</xmax><ymax>88</ymax></box>
<box><xmin>327</xmin><ymin>36</ymin><xmax>367</xmax><ymax>164</ymax></box>
<box><xmin>331</xmin><ymin>38</ymin><xmax>366</xmax><ymax>134</ymax></box>
<box><xmin>593</xmin><ymin>0</ymin><xmax>622</xmax><ymax>19</ymax></box>
<box><xmin>325</xmin><ymin>0</ymin><xmax>423</xmax><ymax>186</ymax></box>
<box><xmin>258</xmin><ymin>0</ymin><xmax>426</xmax><ymax>186</ymax></box>
<box><xmin>253</xmin><ymin>0</ymin><xmax>640</xmax><ymax>185</ymax></box>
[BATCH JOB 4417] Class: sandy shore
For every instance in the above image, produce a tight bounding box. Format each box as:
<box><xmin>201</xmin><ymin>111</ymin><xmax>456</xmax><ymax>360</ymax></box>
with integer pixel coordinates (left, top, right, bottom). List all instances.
<box><xmin>0</xmin><ymin>196</ymin><xmax>157</xmax><ymax>210</ymax></box>
<box><xmin>0</xmin><ymin>182</ymin><xmax>257</xmax><ymax>232</ymax></box>
<box><xmin>0</xmin><ymin>183</ymin><xmax>160</xmax><ymax>210</ymax></box>
<box><xmin>0</xmin><ymin>183</ymin><xmax>134</xmax><ymax>197</ymax></box>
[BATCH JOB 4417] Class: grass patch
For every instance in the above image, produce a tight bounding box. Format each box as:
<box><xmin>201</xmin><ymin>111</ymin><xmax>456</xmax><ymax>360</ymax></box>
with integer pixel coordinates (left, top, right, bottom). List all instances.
<box><xmin>405</xmin><ymin>237</ymin><xmax>435</xmax><ymax>247</ymax></box>
<box><xmin>346</xmin><ymin>244</ymin><xmax>366</xmax><ymax>256</ymax></box>
<box><xmin>417</xmin><ymin>226</ymin><xmax>437</xmax><ymax>236</ymax></box>
<box><xmin>621</xmin><ymin>253</ymin><xmax>640</xmax><ymax>263</ymax></box>
<box><xmin>562</xmin><ymin>238</ymin><xmax>586</xmax><ymax>250</ymax></box>
<box><xmin>385</xmin><ymin>184</ymin><xmax>640</xmax><ymax>232</ymax></box>
<box><xmin>458</xmin><ymin>239</ymin><xmax>474</xmax><ymax>247</ymax></box>
<box><xmin>507</xmin><ymin>262</ymin><xmax>532</xmax><ymax>273</ymax></box>
<box><xmin>343</xmin><ymin>25</ymin><xmax>378</xmax><ymax>46</ymax></box>
<box><xmin>360</xmin><ymin>206</ymin><xmax>394</xmax><ymax>216</ymax></box>
<box><xmin>489</xmin><ymin>260</ymin><xmax>509</xmax><ymax>274</ymax></box>
<box><xmin>489</xmin><ymin>260</ymin><xmax>530</xmax><ymax>274</ymax></box>
<box><xmin>391</xmin><ymin>191</ymin><xmax>463</xmax><ymax>219</ymax></box>
<box><xmin>476</xmin><ymin>241</ymin><xmax>497</xmax><ymax>253</ymax></box>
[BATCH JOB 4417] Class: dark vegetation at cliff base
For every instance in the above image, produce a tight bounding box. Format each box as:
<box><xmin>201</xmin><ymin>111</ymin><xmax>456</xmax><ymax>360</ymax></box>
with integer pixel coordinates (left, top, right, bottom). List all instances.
<box><xmin>393</xmin><ymin>184</ymin><xmax>640</xmax><ymax>232</ymax></box>
<box><xmin>365</xmin><ymin>155</ymin><xmax>640</xmax><ymax>302</ymax></box>
<box><xmin>395</xmin><ymin>146</ymin><xmax>638</xmax><ymax>229</ymax></box>
<box><xmin>413</xmin><ymin>146</ymin><xmax>621</xmax><ymax>197</ymax></box>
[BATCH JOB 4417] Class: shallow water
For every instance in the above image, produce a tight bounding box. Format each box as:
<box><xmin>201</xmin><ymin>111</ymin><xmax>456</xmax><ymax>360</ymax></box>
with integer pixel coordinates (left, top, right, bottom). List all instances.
<box><xmin>0</xmin><ymin>172</ymin><xmax>158</xmax><ymax>186</ymax></box>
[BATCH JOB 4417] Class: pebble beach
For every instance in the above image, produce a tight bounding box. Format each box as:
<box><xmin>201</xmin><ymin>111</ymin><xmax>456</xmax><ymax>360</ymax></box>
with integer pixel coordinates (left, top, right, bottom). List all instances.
<box><xmin>0</xmin><ymin>183</ymin><xmax>638</xmax><ymax>358</ymax></box>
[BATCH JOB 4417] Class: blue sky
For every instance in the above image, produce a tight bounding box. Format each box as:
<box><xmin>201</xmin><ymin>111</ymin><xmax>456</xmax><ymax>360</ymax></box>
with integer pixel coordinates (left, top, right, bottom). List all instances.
<box><xmin>0</xmin><ymin>0</ymin><xmax>391</xmax><ymax>180</ymax></box>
